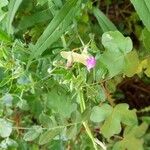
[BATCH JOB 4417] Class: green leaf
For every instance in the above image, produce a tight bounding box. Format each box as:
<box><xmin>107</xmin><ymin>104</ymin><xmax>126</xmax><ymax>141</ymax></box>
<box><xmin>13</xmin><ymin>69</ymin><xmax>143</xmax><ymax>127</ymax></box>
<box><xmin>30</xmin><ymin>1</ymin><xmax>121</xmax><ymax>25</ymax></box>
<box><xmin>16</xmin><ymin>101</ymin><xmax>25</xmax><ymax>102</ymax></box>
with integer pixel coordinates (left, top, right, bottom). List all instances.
<box><xmin>100</xmin><ymin>50</ymin><xmax>125</xmax><ymax>77</ymax></box>
<box><xmin>0</xmin><ymin>118</ymin><xmax>12</xmax><ymax>138</ymax></box>
<box><xmin>100</xmin><ymin>31</ymin><xmax>133</xmax><ymax>77</ymax></box>
<box><xmin>113</xmin><ymin>137</ymin><xmax>144</xmax><ymax>150</ymax></box>
<box><xmin>144</xmin><ymin>59</ymin><xmax>150</xmax><ymax>77</ymax></box>
<box><xmin>90</xmin><ymin>104</ymin><xmax>112</xmax><ymax>122</ymax></box>
<box><xmin>130</xmin><ymin>0</ymin><xmax>150</xmax><ymax>31</ymax></box>
<box><xmin>123</xmin><ymin>51</ymin><xmax>139</xmax><ymax>77</ymax></box>
<box><xmin>23</xmin><ymin>126</ymin><xmax>42</xmax><ymax>141</ymax></box>
<box><xmin>47</xmin><ymin>89</ymin><xmax>77</xmax><ymax>118</ymax></box>
<box><xmin>113</xmin><ymin>123</ymin><xmax>148</xmax><ymax>150</ymax></box>
<box><xmin>90</xmin><ymin>104</ymin><xmax>137</xmax><ymax>138</ymax></box>
<box><xmin>86</xmin><ymin>85</ymin><xmax>106</xmax><ymax>102</ymax></box>
<box><xmin>0</xmin><ymin>0</ymin><xmax>8</xmax><ymax>8</ymax></box>
<box><xmin>17</xmin><ymin>99</ymin><xmax>29</xmax><ymax>111</ymax></box>
<box><xmin>7</xmin><ymin>0</ymin><xmax>23</xmax><ymax>34</ymax></box>
<box><xmin>2</xmin><ymin>93</ymin><xmax>13</xmax><ymax>107</ymax></box>
<box><xmin>67</xmin><ymin>125</ymin><xmax>77</xmax><ymax>139</ymax></box>
<box><xmin>0</xmin><ymin>138</ymin><xmax>18</xmax><ymax>149</ymax></box>
<box><xmin>0</xmin><ymin>28</ymin><xmax>11</xmax><ymax>42</ymax></box>
<box><xmin>39</xmin><ymin>113</ymin><xmax>54</xmax><ymax>128</ymax></box>
<box><xmin>124</xmin><ymin>122</ymin><xmax>148</xmax><ymax>138</ymax></box>
<box><xmin>30</xmin><ymin>0</ymin><xmax>81</xmax><ymax>60</ymax></box>
<box><xmin>141</xmin><ymin>116</ymin><xmax>150</xmax><ymax>124</ymax></box>
<box><xmin>39</xmin><ymin>129</ymin><xmax>61</xmax><ymax>145</ymax></box>
<box><xmin>93</xmin><ymin>7</ymin><xmax>117</xmax><ymax>32</ymax></box>
<box><xmin>102</xmin><ymin>31</ymin><xmax>133</xmax><ymax>53</ymax></box>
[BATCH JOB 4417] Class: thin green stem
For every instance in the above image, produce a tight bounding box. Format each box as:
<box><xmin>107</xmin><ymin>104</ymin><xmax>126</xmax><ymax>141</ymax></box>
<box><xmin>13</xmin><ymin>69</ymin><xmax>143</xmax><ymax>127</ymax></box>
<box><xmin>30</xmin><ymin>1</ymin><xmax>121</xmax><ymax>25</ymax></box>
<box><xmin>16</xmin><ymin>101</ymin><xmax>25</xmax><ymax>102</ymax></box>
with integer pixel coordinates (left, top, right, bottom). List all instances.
<box><xmin>78</xmin><ymin>89</ymin><xmax>98</xmax><ymax>150</ymax></box>
<box><xmin>12</xmin><ymin>122</ymin><xmax>81</xmax><ymax>130</ymax></box>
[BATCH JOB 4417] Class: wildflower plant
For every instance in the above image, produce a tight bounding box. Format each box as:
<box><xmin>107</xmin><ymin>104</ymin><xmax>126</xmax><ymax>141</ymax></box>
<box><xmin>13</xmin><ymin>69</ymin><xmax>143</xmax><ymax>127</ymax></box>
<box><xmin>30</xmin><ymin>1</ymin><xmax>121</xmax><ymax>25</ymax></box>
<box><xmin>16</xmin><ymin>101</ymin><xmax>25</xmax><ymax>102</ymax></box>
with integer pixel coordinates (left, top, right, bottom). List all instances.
<box><xmin>0</xmin><ymin>0</ymin><xmax>150</xmax><ymax>150</ymax></box>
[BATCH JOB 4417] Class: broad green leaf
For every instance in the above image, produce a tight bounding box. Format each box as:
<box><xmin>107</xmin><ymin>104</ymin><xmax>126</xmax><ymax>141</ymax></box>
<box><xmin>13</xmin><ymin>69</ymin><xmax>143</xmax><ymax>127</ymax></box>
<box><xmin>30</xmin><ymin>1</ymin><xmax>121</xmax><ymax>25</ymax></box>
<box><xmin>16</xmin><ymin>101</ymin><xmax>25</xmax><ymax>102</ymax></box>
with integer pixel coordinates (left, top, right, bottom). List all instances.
<box><xmin>113</xmin><ymin>123</ymin><xmax>148</xmax><ymax>150</ymax></box>
<box><xmin>23</xmin><ymin>126</ymin><xmax>42</xmax><ymax>141</ymax></box>
<box><xmin>17</xmin><ymin>99</ymin><xmax>29</xmax><ymax>111</ymax></box>
<box><xmin>0</xmin><ymin>138</ymin><xmax>18</xmax><ymax>149</ymax></box>
<box><xmin>113</xmin><ymin>137</ymin><xmax>144</xmax><ymax>150</ymax></box>
<box><xmin>17</xmin><ymin>9</ymin><xmax>53</xmax><ymax>31</ymax></box>
<box><xmin>93</xmin><ymin>8</ymin><xmax>117</xmax><ymax>32</ymax></box>
<box><xmin>2</xmin><ymin>93</ymin><xmax>13</xmax><ymax>107</ymax></box>
<box><xmin>124</xmin><ymin>122</ymin><xmax>148</xmax><ymax>138</ymax></box>
<box><xmin>0</xmin><ymin>118</ymin><xmax>12</xmax><ymax>138</ymax></box>
<box><xmin>102</xmin><ymin>31</ymin><xmax>133</xmax><ymax>53</ymax></box>
<box><xmin>95</xmin><ymin>60</ymin><xmax>108</xmax><ymax>81</ymax></box>
<box><xmin>116</xmin><ymin>104</ymin><xmax>137</xmax><ymax>126</ymax></box>
<box><xmin>90</xmin><ymin>104</ymin><xmax>137</xmax><ymax>138</ymax></box>
<box><xmin>123</xmin><ymin>51</ymin><xmax>139</xmax><ymax>77</ymax></box>
<box><xmin>130</xmin><ymin>0</ymin><xmax>150</xmax><ymax>31</ymax></box>
<box><xmin>30</xmin><ymin>0</ymin><xmax>81</xmax><ymax>60</ymax></box>
<box><xmin>39</xmin><ymin>129</ymin><xmax>61</xmax><ymax>145</ymax></box>
<box><xmin>100</xmin><ymin>31</ymin><xmax>133</xmax><ymax>77</ymax></box>
<box><xmin>7</xmin><ymin>0</ymin><xmax>23</xmax><ymax>34</ymax></box>
<box><xmin>90</xmin><ymin>104</ymin><xmax>112</xmax><ymax>122</ymax></box>
<box><xmin>100</xmin><ymin>50</ymin><xmax>125</xmax><ymax>77</ymax></box>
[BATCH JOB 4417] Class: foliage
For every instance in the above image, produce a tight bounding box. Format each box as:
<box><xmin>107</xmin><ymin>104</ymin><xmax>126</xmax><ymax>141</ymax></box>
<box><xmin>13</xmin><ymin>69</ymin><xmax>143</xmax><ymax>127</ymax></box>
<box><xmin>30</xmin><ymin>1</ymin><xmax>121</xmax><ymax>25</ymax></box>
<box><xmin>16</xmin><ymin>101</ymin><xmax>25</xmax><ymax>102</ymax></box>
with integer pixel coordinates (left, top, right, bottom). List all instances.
<box><xmin>0</xmin><ymin>0</ymin><xmax>149</xmax><ymax>150</ymax></box>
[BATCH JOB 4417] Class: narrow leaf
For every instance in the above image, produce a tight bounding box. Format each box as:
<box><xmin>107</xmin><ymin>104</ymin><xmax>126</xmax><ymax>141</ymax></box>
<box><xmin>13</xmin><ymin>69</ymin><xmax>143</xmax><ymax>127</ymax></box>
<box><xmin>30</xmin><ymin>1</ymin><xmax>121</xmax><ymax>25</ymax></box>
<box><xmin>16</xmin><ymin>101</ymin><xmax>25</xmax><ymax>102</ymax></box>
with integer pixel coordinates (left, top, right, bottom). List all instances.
<box><xmin>0</xmin><ymin>28</ymin><xmax>11</xmax><ymax>42</ymax></box>
<box><xmin>130</xmin><ymin>0</ymin><xmax>150</xmax><ymax>30</ymax></box>
<box><xmin>93</xmin><ymin>7</ymin><xmax>117</xmax><ymax>32</ymax></box>
<box><xmin>7</xmin><ymin>0</ymin><xmax>23</xmax><ymax>34</ymax></box>
<box><xmin>30</xmin><ymin>0</ymin><xmax>81</xmax><ymax>60</ymax></box>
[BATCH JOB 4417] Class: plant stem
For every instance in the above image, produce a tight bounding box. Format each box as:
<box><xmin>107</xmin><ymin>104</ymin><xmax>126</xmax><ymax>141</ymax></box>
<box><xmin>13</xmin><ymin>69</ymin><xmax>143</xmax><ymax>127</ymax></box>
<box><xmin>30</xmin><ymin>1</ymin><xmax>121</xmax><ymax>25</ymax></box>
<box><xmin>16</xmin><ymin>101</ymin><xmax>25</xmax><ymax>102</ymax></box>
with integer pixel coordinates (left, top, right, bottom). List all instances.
<box><xmin>78</xmin><ymin>89</ymin><xmax>98</xmax><ymax>150</ymax></box>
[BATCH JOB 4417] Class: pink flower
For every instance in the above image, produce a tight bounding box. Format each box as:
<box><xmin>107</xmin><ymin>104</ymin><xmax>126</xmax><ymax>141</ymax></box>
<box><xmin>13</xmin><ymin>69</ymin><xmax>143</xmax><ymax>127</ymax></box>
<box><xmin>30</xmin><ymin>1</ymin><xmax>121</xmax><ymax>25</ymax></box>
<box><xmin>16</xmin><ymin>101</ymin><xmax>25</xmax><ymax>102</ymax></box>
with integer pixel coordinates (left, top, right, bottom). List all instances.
<box><xmin>86</xmin><ymin>56</ymin><xmax>96</xmax><ymax>71</ymax></box>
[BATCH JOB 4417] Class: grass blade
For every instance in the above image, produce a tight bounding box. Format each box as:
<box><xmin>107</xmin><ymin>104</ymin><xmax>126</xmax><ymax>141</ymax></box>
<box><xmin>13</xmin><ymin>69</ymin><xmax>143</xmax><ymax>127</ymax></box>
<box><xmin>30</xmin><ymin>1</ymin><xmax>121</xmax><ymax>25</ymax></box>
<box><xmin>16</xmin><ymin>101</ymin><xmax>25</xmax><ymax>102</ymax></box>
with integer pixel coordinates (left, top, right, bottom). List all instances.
<box><xmin>93</xmin><ymin>7</ymin><xmax>117</xmax><ymax>32</ymax></box>
<box><xmin>7</xmin><ymin>0</ymin><xmax>23</xmax><ymax>34</ymax></box>
<box><xmin>130</xmin><ymin>0</ymin><xmax>150</xmax><ymax>30</ymax></box>
<box><xmin>30</xmin><ymin>0</ymin><xmax>81</xmax><ymax>60</ymax></box>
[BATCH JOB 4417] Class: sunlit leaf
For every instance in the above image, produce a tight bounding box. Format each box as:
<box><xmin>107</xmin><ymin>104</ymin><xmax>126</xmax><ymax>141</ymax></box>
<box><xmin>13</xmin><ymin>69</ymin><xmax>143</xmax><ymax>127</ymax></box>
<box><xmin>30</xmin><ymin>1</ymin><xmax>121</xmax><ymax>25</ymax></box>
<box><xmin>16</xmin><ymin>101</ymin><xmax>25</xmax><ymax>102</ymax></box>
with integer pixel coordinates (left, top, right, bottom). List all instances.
<box><xmin>23</xmin><ymin>126</ymin><xmax>42</xmax><ymax>141</ymax></box>
<box><xmin>39</xmin><ymin>128</ymin><xmax>61</xmax><ymax>145</ymax></box>
<box><xmin>123</xmin><ymin>51</ymin><xmax>139</xmax><ymax>77</ymax></box>
<box><xmin>90</xmin><ymin>104</ymin><xmax>137</xmax><ymax>138</ymax></box>
<box><xmin>0</xmin><ymin>119</ymin><xmax>12</xmax><ymax>138</ymax></box>
<box><xmin>100</xmin><ymin>31</ymin><xmax>133</xmax><ymax>77</ymax></box>
<box><xmin>113</xmin><ymin>123</ymin><xmax>148</xmax><ymax>150</ymax></box>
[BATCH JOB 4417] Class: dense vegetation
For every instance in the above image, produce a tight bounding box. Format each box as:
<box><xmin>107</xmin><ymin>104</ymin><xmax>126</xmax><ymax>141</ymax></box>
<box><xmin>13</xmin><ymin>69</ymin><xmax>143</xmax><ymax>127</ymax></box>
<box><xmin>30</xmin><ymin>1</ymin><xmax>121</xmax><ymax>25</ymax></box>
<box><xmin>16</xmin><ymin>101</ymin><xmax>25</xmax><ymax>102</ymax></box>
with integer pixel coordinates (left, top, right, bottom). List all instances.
<box><xmin>0</xmin><ymin>0</ymin><xmax>150</xmax><ymax>149</ymax></box>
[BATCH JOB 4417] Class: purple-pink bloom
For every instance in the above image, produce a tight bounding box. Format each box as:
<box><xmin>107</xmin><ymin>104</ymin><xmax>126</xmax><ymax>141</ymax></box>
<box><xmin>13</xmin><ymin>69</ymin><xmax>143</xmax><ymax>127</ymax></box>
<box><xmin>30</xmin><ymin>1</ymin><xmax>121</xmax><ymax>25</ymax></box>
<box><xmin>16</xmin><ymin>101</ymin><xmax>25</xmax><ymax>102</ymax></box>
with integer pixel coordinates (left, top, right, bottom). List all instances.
<box><xmin>86</xmin><ymin>56</ymin><xmax>96</xmax><ymax>71</ymax></box>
